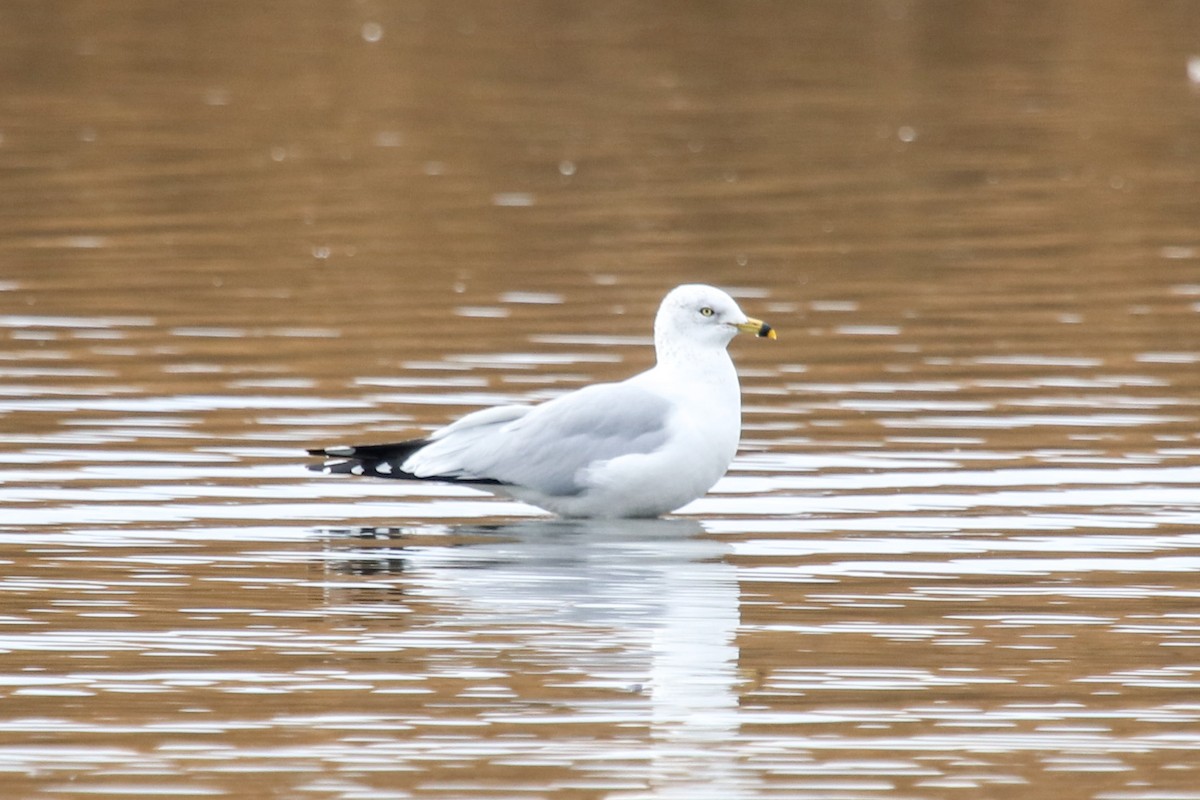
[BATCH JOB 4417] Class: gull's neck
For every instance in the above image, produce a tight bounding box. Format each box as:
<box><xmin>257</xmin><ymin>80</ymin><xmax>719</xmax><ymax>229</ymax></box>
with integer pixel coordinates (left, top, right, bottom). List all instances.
<box><xmin>654</xmin><ymin>334</ymin><xmax>739</xmax><ymax>386</ymax></box>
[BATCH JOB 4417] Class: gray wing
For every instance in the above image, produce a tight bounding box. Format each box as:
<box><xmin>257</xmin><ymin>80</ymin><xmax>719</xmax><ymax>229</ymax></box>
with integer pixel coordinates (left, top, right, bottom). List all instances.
<box><xmin>407</xmin><ymin>382</ymin><xmax>673</xmax><ymax>496</ymax></box>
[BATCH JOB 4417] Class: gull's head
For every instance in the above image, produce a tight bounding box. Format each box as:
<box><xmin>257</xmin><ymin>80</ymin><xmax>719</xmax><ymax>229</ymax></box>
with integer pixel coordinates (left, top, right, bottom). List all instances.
<box><xmin>654</xmin><ymin>284</ymin><xmax>776</xmax><ymax>355</ymax></box>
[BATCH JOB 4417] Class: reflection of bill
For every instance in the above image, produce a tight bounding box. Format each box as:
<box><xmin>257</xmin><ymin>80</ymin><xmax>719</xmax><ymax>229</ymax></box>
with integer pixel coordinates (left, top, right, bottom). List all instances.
<box><xmin>319</xmin><ymin>518</ymin><xmax>742</xmax><ymax>797</ymax></box>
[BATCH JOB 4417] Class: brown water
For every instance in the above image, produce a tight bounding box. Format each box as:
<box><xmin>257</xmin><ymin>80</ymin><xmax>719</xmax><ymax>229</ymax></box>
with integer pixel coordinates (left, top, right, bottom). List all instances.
<box><xmin>2</xmin><ymin>1</ymin><xmax>1200</xmax><ymax>798</ymax></box>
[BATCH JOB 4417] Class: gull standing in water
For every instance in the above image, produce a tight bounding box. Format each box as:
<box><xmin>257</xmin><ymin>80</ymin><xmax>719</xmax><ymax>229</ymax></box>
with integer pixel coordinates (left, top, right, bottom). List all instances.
<box><xmin>308</xmin><ymin>284</ymin><xmax>775</xmax><ymax>518</ymax></box>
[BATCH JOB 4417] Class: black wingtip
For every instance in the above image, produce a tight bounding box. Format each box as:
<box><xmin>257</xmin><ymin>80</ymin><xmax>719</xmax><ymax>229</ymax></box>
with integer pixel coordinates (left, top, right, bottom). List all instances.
<box><xmin>308</xmin><ymin>445</ymin><xmax>358</xmax><ymax>457</ymax></box>
<box><xmin>305</xmin><ymin>439</ymin><xmax>507</xmax><ymax>486</ymax></box>
<box><xmin>306</xmin><ymin>440</ymin><xmax>427</xmax><ymax>480</ymax></box>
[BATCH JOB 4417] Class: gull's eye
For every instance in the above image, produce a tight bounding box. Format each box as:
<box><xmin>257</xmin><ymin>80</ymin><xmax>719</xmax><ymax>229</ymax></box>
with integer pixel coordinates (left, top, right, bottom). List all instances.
<box><xmin>699</xmin><ymin>307</ymin><xmax>715</xmax><ymax>317</ymax></box>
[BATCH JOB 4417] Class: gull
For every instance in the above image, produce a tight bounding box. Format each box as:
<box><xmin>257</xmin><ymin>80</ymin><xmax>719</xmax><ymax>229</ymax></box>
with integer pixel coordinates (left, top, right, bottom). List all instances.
<box><xmin>308</xmin><ymin>283</ymin><xmax>775</xmax><ymax>518</ymax></box>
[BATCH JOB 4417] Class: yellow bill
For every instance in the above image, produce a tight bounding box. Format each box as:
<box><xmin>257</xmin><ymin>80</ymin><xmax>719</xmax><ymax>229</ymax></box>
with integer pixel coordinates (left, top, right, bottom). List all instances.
<box><xmin>736</xmin><ymin>317</ymin><xmax>776</xmax><ymax>339</ymax></box>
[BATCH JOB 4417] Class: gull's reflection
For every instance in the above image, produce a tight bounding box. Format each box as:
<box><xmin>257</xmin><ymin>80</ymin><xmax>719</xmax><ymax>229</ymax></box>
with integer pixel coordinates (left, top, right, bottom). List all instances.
<box><xmin>319</xmin><ymin>518</ymin><xmax>742</xmax><ymax>798</ymax></box>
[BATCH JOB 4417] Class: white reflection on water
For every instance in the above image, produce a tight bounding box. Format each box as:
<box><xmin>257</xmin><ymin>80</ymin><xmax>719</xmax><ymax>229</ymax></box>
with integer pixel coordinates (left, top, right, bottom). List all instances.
<box><xmin>879</xmin><ymin>412</ymin><xmax>1189</xmax><ymax>429</ymax></box>
<box><xmin>324</xmin><ymin>519</ymin><xmax>746</xmax><ymax>798</ymax></box>
<box><xmin>0</xmin><ymin>394</ymin><xmax>369</xmax><ymax>414</ymax></box>
<box><xmin>0</xmin><ymin>315</ymin><xmax>155</xmax><ymax>329</ymax></box>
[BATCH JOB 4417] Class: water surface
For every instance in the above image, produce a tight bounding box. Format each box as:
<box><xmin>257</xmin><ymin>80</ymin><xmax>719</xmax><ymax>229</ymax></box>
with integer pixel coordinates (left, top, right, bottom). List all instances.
<box><xmin>2</xmin><ymin>2</ymin><xmax>1200</xmax><ymax>798</ymax></box>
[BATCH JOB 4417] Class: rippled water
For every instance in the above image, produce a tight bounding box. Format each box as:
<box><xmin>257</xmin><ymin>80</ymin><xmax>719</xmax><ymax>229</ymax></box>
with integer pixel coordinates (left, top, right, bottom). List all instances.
<box><xmin>2</xmin><ymin>1</ymin><xmax>1200</xmax><ymax>798</ymax></box>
